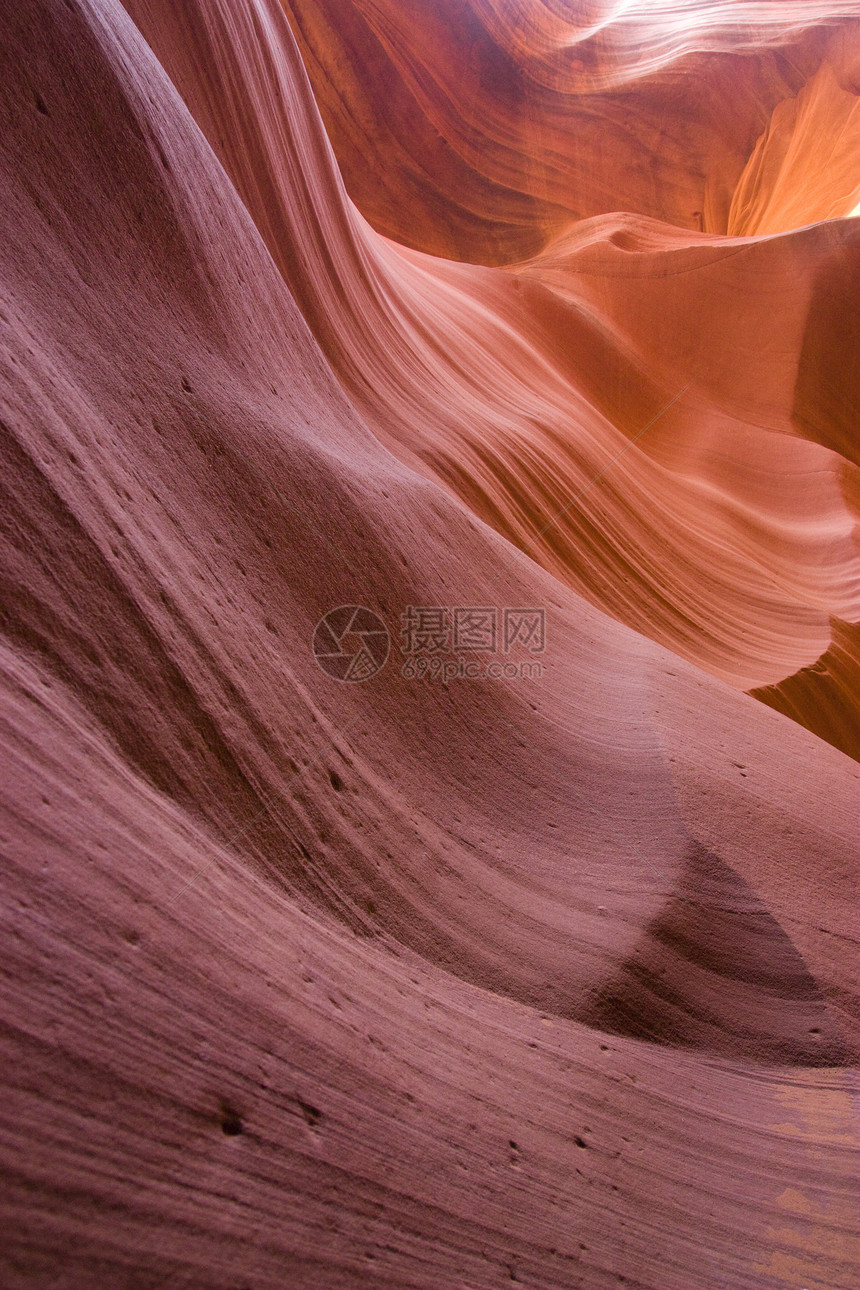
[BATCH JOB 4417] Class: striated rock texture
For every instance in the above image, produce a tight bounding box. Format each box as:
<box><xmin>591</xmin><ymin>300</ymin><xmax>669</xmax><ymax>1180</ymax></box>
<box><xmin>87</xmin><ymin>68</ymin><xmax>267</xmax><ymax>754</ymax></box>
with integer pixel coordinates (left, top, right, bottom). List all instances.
<box><xmin>279</xmin><ymin>0</ymin><xmax>860</xmax><ymax>257</ymax></box>
<box><xmin>122</xmin><ymin>0</ymin><xmax>860</xmax><ymax>754</ymax></box>
<box><xmin>0</xmin><ymin>1</ymin><xmax>858</xmax><ymax>1289</ymax></box>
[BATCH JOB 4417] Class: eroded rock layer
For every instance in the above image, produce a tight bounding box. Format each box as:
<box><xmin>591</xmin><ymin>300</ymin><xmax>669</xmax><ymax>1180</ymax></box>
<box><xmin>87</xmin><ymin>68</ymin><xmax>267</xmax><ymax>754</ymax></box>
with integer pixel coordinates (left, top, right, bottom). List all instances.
<box><xmin>279</xmin><ymin>0</ymin><xmax>860</xmax><ymax>257</ymax></box>
<box><xmin>125</xmin><ymin>0</ymin><xmax>860</xmax><ymax>748</ymax></box>
<box><xmin>0</xmin><ymin>1</ymin><xmax>858</xmax><ymax>1288</ymax></box>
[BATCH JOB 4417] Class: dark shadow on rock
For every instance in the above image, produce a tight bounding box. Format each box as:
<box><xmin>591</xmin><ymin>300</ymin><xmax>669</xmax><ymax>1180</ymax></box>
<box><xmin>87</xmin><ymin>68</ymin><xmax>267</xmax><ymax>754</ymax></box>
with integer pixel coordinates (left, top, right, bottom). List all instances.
<box><xmin>792</xmin><ymin>234</ymin><xmax>860</xmax><ymax>466</ymax></box>
<box><xmin>580</xmin><ymin>844</ymin><xmax>851</xmax><ymax>1066</ymax></box>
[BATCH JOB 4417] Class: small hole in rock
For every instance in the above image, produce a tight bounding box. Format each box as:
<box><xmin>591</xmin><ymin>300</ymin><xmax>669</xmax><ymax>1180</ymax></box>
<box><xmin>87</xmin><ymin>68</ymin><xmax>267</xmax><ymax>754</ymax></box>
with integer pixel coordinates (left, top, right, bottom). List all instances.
<box><xmin>298</xmin><ymin>1099</ymin><xmax>322</xmax><ymax>1128</ymax></box>
<box><xmin>220</xmin><ymin>1106</ymin><xmax>243</xmax><ymax>1136</ymax></box>
<box><xmin>574</xmin><ymin>1136</ymin><xmax>588</xmax><ymax>1149</ymax></box>
<box><xmin>329</xmin><ymin>769</ymin><xmax>344</xmax><ymax>792</ymax></box>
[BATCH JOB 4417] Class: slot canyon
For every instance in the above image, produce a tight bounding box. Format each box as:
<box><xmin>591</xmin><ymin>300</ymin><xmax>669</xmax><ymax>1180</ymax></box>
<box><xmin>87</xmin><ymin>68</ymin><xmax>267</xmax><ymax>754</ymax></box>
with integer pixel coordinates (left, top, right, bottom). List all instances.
<box><xmin>0</xmin><ymin>1</ymin><xmax>858</xmax><ymax>1287</ymax></box>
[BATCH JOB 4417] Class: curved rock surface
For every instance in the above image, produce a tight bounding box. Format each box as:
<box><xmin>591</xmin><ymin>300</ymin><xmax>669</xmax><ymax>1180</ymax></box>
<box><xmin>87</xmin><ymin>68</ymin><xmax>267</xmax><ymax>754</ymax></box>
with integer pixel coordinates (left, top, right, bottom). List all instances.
<box><xmin>279</xmin><ymin>0</ymin><xmax>860</xmax><ymax>257</ymax></box>
<box><xmin>125</xmin><ymin>0</ymin><xmax>860</xmax><ymax>744</ymax></box>
<box><xmin>0</xmin><ymin>1</ymin><xmax>858</xmax><ymax>1288</ymax></box>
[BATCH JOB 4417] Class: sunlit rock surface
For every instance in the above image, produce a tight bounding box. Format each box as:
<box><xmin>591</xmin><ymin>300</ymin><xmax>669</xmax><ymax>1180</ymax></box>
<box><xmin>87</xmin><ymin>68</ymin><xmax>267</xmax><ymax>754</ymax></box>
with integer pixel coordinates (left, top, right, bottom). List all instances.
<box><xmin>0</xmin><ymin>1</ymin><xmax>858</xmax><ymax>1287</ymax></box>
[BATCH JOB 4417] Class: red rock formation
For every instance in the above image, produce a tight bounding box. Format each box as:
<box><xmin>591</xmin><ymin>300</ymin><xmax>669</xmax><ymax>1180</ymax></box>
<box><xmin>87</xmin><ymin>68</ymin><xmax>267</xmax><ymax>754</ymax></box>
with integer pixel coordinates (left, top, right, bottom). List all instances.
<box><xmin>754</xmin><ymin>618</ymin><xmax>860</xmax><ymax>761</ymax></box>
<box><xmin>278</xmin><ymin>0</ymin><xmax>860</xmax><ymax>257</ymax></box>
<box><xmin>0</xmin><ymin>1</ymin><xmax>858</xmax><ymax>1287</ymax></box>
<box><xmin>728</xmin><ymin>60</ymin><xmax>860</xmax><ymax>233</ymax></box>
<box><xmin>124</xmin><ymin>0</ymin><xmax>860</xmax><ymax>744</ymax></box>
